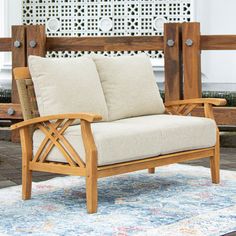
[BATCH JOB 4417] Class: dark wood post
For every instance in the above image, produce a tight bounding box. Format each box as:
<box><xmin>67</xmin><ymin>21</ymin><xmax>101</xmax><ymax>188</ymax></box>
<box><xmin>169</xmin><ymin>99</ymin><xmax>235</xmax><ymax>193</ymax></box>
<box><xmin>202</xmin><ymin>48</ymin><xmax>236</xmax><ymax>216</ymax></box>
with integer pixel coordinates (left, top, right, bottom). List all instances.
<box><xmin>11</xmin><ymin>25</ymin><xmax>27</xmax><ymax>142</ymax></box>
<box><xmin>164</xmin><ymin>23</ymin><xmax>183</xmax><ymax>101</ymax></box>
<box><xmin>182</xmin><ymin>22</ymin><xmax>201</xmax><ymax>99</ymax></box>
<box><xmin>12</xmin><ymin>26</ymin><xmax>27</xmax><ymax>104</ymax></box>
<box><xmin>26</xmin><ymin>25</ymin><xmax>46</xmax><ymax>57</ymax></box>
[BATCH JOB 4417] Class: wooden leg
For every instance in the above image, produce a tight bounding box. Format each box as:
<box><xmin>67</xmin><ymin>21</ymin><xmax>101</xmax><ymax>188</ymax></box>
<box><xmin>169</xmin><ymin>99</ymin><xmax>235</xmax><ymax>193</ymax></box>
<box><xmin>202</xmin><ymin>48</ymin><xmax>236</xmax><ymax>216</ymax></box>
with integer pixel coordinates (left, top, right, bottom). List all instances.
<box><xmin>22</xmin><ymin>161</ymin><xmax>32</xmax><ymax>200</ymax></box>
<box><xmin>81</xmin><ymin>120</ymin><xmax>98</xmax><ymax>213</ymax></box>
<box><xmin>86</xmin><ymin>149</ymin><xmax>98</xmax><ymax>213</ymax></box>
<box><xmin>19</xmin><ymin>127</ymin><xmax>33</xmax><ymax>200</ymax></box>
<box><xmin>86</xmin><ymin>172</ymin><xmax>98</xmax><ymax>214</ymax></box>
<box><xmin>210</xmin><ymin>130</ymin><xmax>220</xmax><ymax>184</ymax></box>
<box><xmin>148</xmin><ymin>168</ymin><xmax>155</xmax><ymax>174</ymax></box>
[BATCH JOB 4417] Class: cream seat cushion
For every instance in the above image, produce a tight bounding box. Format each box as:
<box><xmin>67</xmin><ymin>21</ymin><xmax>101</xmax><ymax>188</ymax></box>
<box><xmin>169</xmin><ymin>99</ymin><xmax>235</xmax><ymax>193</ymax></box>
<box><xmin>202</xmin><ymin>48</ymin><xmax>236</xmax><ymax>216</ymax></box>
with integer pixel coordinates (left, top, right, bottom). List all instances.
<box><xmin>92</xmin><ymin>54</ymin><xmax>165</xmax><ymax>121</ymax></box>
<box><xmin>33</xmin><ymin>115</ymin><xmax>217</xmax><ymax>166</ymax></box>
<box><xmin>28</xmin><ymin>56</ymin><xmax>108</xmax><ymax>121</ymax></box>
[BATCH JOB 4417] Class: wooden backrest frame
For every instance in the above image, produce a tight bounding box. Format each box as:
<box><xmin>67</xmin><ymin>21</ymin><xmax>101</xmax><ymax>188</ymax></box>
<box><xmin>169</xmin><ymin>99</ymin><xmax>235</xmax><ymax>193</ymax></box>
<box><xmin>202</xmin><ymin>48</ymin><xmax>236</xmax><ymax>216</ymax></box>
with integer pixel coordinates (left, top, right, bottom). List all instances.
<box><xmin>13</xmin><ymin>67</ymin><xmax>39</xmax><ymax>121</ymax></box>
<box><xmin>12</xmin><ymin>23</ymin><xmax>184</xmax><ymax>125</ymax></box>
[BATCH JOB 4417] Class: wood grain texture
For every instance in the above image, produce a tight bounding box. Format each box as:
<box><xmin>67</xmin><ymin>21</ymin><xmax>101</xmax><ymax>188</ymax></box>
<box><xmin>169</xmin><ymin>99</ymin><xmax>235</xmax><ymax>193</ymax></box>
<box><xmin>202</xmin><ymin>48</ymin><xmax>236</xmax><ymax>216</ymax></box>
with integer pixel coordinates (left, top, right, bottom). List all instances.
<box><xmin>182</xmin><ymin>22</ymin><xmax>202</xmax><ymax>99</ymax></box>
<box><xmin>29</xmin><ymin>162</ymin><xmax>86</xmax><ymax>176</ymax></box>
<box><xmin>11</xmin><ymin>113</ymin><xmax>102</xmax><ymax>130</ymax></box>
<box><xmin>12</xmin><ymin>26</ymin><xmax>27</xmax><ymax>104</ymax></box>
<box><xmin>210</xmin><ymin>130</ymin><xmax>220</xmax><ymax>184</ymax></box>
<box><xmin>192</xmin><ymin>107</ymin><xmax>236</xmax><ymax>125</ymax></box>
<box><xmin>0</xmin><ymin>103</ymin><xmax>22</xmax><ymax>120</ymax></box>
<box><xmin>0</xmin><ymin>38</ymin><xmax>11</xmax><ymax>51</ymax></box>
<box><xmin>201</xmin><ymin>35</ymin><xmax>236</xmax><ymax>50</ymax></box>
<box><xmin>98</xmin><ymin>148</ymin><xmax>214</xmax><ymax>178</ymax></box>
<box><xmin>164</xmin><ymin>23</ymin><xmax>183</xmax><ymax>101</ymax></box>
<box><xmin>46</xmin><ymin>36</ymin><xmax>164</xmax><ymax>52</ymax></box>
<box><xmin>81</xmin><ymin>120</ymin><xmax>98</xmax><ymax>214</ymax></box>
<box><xmin>20</xmin><ymin>127</ymin><xmax>33</xmax><ymax>200</ymax></box>
<box><xmin>13</xmin><ymin>67</ymin><xmax>31</xmax><ymax>80</ymax></box>
<box><xmin>11</xmin><ymin>26</ymin><xmax>27</xmax><ymax>142</ymax></box>
<box><xmin>165</xmin><ymin>98</ymin><xmax>227</xmax><ymax>107</ymax></box>
<box><xmin>26</xmin><ymin>25</ymin><xmax>46</xmax><ymax>57</ymax></box>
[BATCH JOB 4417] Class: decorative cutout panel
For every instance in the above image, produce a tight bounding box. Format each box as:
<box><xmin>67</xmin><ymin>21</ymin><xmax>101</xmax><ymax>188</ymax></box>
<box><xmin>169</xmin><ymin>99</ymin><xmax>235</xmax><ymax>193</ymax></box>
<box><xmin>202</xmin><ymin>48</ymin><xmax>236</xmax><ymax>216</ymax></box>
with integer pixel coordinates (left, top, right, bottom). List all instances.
<box><xmin>23</xmin><ymin>0</ymin><xmax>194</xmax><ymax>60</ymax></box>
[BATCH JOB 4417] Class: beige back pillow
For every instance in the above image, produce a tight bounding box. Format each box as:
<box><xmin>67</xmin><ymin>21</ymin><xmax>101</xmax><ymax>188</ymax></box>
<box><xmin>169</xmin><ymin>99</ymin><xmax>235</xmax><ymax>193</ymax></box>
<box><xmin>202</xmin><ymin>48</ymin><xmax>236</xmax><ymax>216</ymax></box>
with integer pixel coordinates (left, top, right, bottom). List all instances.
<box><xmin>92</xmin><ymin>54</ymin><xmax>165</xmax><ymax>121</ymax></box>
<box><xmin>28</xmin><ymin>56</ymin><xmax>108</xmax><ymax>122</ymax></box>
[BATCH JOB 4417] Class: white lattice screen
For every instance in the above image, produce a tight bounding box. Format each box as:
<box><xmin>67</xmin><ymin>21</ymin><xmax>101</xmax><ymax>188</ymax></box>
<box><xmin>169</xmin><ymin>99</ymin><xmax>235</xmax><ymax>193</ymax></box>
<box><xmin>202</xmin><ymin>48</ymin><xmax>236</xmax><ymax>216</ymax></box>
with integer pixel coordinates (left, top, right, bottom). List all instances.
<box><xmin>23</xmin><ymin>0</ymin><xmax>194</xmax><ymax>61</ymax></box>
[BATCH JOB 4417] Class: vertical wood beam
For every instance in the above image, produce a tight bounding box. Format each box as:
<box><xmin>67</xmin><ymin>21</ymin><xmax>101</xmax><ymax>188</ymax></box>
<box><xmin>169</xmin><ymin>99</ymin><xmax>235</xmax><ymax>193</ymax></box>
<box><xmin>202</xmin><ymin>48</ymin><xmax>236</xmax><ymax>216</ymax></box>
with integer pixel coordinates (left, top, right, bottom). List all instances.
<box><xmin>26</xmin><ymin>25</ymin><xmax>46</xmax><ymax>57</ymax></box>
<box><xmin>164</xmin><ymin>23</ymin><xmax>183</xmax><ymax>101</ymax></box>
<box><xmin>11</xmin><ymin>26</ymin><xmax>27</xmax><ymax>142</ymax></box>
<box><xmin>11</xmin><ymin>26</ymin><xmax>27</xmax><ymax>104</ymax></box>
<box><xmin>182</xmin><ymin>22</ymin><xmax>202</xmax><ymax>99</ymax></box>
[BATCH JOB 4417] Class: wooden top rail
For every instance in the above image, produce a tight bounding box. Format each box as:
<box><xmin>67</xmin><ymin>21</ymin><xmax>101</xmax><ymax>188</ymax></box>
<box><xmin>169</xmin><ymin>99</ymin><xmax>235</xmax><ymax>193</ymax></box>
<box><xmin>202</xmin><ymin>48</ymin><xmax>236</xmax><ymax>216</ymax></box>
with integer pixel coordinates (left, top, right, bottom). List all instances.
<box><xmin>46</xmin><ymin>36</ymin><xmax>164</xmax><ymax>52</ymax></box>
<box><xmin>0</xmin><ymin>38</ymin><xmax>12</xmax><ymax>52</ymax></box>
<box><xmin>201</xmin><ymin>35</ymin><xmax>236</xmax><ymax>50</ymax></box>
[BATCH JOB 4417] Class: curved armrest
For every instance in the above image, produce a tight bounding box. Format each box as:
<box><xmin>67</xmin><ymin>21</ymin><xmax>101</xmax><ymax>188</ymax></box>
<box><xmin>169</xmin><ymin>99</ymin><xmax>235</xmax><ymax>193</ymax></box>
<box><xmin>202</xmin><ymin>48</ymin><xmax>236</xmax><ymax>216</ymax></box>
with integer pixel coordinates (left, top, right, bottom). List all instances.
<box><xmin>11</xmin><ymin>113</ymin><xmax>102</xmax><ymax>130</ymax></box>
<box><xmin>165</xmin><ymin>98</ymin><xmax>227</xmax><ymax>119</ymax></box>
<box><xmin>165</xmin><ymin>98</ymin><xmax>227</xmax><ymax>107</ymax></box>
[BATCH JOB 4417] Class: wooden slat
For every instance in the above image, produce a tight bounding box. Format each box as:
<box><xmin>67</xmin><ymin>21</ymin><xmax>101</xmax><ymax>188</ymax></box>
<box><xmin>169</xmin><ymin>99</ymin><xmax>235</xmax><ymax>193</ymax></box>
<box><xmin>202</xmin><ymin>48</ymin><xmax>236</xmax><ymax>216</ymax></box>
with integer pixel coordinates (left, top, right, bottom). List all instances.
<box><xmin>192</xmin><ymin>107</ymin><xmax>236</xmax><ymax>126</ymax></box>
<box><xmin>98</xmin><ymin>148</ymin><xmax>214</xmax><ymax>178</ymax></box>
<box><xmin>29</xmin><ymin>162</ymin><xmax>86</xmax><ymax>176</ymax></box>
<box><xmin>27</xmin><ymin>25</ymin><xmax>46</xmax><ymax>57</ymax></box>
<box><xmin>0</xmin><ymin>38</ymin><xmax>11</xmax><ymax>51</ymax></box>
<box><xmin>201</xmin><ymin>35</ymin><xmax>236</xmax><ymax>50</ymax></box>
<box><xmin>182</xmin><ymin>22</ymin><xmax>202</xmax><ymax>99</ymax></box>
<box><xmin>46</xmin><ymin>36</ymin><xmax>164</xmax><ymax>52</ymax></box>
<box><xmin>0</xmin><ymin>103</ymin><xmax>22</xmax><ymax>120</ymax></box>
<box><xmin>164</xmin><ymin>23</ymin><xmax>183</xmax><ymax>101</ymax></box>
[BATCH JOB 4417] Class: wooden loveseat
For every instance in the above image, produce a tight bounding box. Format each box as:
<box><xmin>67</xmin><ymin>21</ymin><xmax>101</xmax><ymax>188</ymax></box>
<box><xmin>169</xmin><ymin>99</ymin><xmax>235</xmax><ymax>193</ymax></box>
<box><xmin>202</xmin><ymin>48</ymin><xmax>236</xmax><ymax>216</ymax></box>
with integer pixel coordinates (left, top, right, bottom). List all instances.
<box><xmin>12</xmin><ymin>54</ymin><xmax>226</xmax><ymax>213</ymax></box>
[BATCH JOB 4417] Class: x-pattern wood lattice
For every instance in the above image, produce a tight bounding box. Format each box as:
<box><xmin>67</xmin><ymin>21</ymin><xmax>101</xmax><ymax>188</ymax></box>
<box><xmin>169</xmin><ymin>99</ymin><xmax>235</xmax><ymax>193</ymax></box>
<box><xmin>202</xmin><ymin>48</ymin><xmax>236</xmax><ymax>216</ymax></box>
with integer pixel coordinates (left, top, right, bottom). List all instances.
<box><xmin>32</xmin><ymin>118</ymin><xmax>85</xmax><ymax>167</ymax></box>
<box><xmin>166</xmin><ymin>103</ymin><xmax>199</xmax><ymax>116</ymax></box>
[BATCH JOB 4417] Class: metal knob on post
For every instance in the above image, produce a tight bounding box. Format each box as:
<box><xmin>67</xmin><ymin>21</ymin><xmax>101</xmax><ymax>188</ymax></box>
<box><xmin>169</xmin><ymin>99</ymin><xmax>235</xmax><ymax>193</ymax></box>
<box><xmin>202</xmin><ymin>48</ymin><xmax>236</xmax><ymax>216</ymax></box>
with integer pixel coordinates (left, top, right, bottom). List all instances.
<box><xmin>14</xmin><ymin>40</ymin><xmax>21</xmax><ymax>48</ymax></box>
<box><xmin>185</xmin><ymin>39</ymin><xmax>194</xmax><ymax>47</ymax></box>
<box><xmin>7</xmin><ymin>108</ymin><xmax>15</xmax><ymax>116</ymax></box>
<box><xmin>167</xmin><ymin>39</ymin><xmax>175</xmax><ymax>47</ymax></box>
<box><xmin>29</xmin><ymin>40</ymin><xmax>37</xmax><ymax>48</ymax></box>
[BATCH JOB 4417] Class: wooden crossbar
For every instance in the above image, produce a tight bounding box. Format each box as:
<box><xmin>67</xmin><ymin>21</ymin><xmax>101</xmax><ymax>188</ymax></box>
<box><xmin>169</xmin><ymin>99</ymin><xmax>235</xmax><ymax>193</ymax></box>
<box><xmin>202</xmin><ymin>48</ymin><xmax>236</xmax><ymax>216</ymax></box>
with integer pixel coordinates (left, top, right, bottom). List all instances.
<box><xmin>46</xmin><ymin>36</ymin><xmax>164</xmax><ymax>52</ymax></box>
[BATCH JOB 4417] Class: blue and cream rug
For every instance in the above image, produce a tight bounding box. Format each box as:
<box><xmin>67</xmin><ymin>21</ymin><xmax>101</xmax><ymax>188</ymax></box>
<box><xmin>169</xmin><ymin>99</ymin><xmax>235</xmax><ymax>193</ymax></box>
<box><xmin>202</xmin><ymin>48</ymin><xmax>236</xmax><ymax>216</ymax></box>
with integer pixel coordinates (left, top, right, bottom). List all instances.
<box><xmin>0</xmin><ymin>164</ymin><xmax>235</xmax><ymax>236</ymax></box>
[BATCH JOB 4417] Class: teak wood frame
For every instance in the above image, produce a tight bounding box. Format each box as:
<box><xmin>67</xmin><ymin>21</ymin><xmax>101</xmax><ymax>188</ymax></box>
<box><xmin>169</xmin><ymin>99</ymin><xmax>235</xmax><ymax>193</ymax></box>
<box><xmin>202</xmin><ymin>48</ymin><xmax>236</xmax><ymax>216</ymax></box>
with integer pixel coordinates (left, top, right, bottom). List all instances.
<box><xmin>1</xmin><ymin>22</ymin><xmax>236</xmax><ymax>134</ymax></box>
<box><xmin>182</xmin><ymin>22</ymin><xmax>236</xmax><ymax>125</ymax></box>
<box><xmin>12</xmin><ymin>66</ymin><xmax>226</xmax><ymax>213</ymax></box>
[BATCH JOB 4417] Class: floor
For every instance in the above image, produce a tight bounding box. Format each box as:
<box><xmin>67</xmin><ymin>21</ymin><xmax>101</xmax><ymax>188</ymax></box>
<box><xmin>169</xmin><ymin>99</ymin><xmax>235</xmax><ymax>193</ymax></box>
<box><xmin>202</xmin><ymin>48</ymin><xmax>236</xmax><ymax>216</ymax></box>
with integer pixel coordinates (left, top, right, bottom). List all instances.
<box><xmin>0</xmin><ymin>140</ymin><xmax>236</xmax><ymax>188</ymax></box>
<box><xmin>0</xmin><ymin>140</ymin><xmax>235</xmax><ymax>236</ymax></box>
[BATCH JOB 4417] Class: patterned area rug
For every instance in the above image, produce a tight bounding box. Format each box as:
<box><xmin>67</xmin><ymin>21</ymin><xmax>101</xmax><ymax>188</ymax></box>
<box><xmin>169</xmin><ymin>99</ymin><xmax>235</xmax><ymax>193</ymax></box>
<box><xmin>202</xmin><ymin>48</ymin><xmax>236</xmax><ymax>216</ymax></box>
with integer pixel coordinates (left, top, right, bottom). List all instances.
<box><xmin>0</xmin><ymin>164</ymin><xmax>235</xmax><ymax>236</ymax></box>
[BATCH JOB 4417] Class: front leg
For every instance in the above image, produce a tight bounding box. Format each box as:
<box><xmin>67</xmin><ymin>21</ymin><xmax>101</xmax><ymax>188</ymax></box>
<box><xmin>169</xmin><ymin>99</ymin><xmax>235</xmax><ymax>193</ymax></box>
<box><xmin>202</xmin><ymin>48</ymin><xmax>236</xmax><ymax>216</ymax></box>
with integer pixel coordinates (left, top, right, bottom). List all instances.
<box><xmin>81</xmin><ymin>120</ymin><xmax>98</xmax><ymax>213</ymax></box>
<box><xmin>19</xmin><ymin>127</ymin><xmax>33</xmax><ymax>200</ymax></box>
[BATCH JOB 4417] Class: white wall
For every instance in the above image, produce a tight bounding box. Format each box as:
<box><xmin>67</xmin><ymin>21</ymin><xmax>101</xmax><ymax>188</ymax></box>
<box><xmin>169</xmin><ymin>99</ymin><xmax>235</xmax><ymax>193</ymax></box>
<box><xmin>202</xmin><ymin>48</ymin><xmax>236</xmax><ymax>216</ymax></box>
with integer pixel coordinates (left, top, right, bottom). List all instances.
<box><xmin>195</xmin><ymin>0</ymin><xmax>236</xmax><ymax>83</ymax></box>
<box><xmin>0</xmin><ymin>0</ymin><xmax>22</xmax><ymax>89</ymax></box>
<box><xmin>1</xmin><ymin>0</ymin><xmax>22</xmax><ymax>70</ymax></box>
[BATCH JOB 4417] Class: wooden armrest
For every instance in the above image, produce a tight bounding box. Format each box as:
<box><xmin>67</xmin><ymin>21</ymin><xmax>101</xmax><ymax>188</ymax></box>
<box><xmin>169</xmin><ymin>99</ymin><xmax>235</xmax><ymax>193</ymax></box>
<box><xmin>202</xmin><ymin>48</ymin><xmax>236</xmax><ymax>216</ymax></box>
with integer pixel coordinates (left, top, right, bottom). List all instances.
<box><xmin>11</xmin><ymin>113</ymin><xmax>102</xmax><ymax>130</ymax></box>
<box><xmin>164</xmin><ymin>98</ymin><xmax>227</xmax><ymax>119</ymax></box>
<box><xmin>165</xmin><ymin>98</ymin><xmax>227</xmax><ymax>107</ymax></box>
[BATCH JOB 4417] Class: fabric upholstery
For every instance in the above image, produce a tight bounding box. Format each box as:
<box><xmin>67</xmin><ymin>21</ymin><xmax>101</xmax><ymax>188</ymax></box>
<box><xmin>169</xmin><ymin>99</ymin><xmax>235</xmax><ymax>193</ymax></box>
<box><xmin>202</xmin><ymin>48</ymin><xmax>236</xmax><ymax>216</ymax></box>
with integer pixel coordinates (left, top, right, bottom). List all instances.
<box><xmin>92</xmin><ymin>54</ymin><xmax>165</xmax><ymax>121</ymax></box>
<box><xmin>33</xmin><ymin>115</ymin><xmax>217</xmax><ymax>166</ymax></box>
<box><xmin>28</xmin><ymin>56</ymin><xmax>108</xmax><ymax>122</ymax></box>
